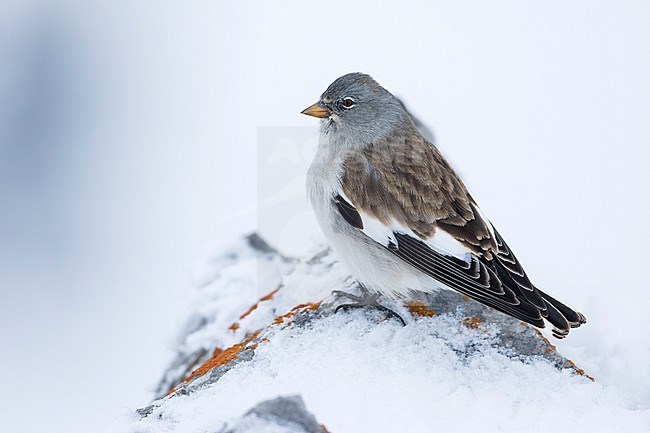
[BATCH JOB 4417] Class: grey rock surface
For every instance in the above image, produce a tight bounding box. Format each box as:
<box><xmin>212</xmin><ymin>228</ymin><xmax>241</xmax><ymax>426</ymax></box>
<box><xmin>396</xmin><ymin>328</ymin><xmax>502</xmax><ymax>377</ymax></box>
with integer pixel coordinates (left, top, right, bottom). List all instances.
<box><xmin>135</xmin><ymin>232</ymin><xmax>590</xmax><ymax>427</ymax></box>
<box><xmin>218</xmin><ymin>396</ymin><xmax>327</xmax><ymax>433</ymax></box>
<box><xmin>151</xmin><ymin>233</ymin><xmax>294</xmax><ymax>399</ymax></box>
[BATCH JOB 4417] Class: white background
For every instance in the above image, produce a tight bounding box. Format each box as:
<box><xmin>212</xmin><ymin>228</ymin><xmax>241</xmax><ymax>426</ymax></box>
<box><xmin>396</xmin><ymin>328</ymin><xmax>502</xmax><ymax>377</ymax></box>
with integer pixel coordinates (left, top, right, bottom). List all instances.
<box><xmin>1</xmin><ymin>1</ymin><xmax>649</xmax><ymax>432</ymax></box>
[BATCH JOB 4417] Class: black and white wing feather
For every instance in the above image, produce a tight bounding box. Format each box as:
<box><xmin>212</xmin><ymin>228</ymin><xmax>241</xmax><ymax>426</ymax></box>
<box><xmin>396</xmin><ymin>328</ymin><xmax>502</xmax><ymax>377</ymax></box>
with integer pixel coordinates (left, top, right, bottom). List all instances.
<box><xmin>333</xmin><ymin>193</ymin><xmax>586</xmax><ymax>338</ymax></box>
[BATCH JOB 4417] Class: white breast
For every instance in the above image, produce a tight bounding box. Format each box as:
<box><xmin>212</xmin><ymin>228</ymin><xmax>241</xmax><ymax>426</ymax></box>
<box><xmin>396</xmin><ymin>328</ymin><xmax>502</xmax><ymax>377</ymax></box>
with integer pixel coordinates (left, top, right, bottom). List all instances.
<box><xmin>306</xmin><ymin>136</ymin><xmax>438</xmax><ymax>299</ymax></box>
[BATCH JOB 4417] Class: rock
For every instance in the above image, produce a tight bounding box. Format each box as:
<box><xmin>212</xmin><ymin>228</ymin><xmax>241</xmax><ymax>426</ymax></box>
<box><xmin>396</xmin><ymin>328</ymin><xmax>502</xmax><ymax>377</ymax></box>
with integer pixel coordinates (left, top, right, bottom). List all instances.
<box><xmin>116</xmin><ymin>233</ymin><xmax>612</xmax><ymax>433</ymax></box>
<box><xmin>218</xmin><ymin>395</ymin><xmax>328</xmax><ymax>433</ymax></box>
<box><xmin>161</xmin><ymin>234</ymin><xmax>586</xmax><ymax>398</ymax></box>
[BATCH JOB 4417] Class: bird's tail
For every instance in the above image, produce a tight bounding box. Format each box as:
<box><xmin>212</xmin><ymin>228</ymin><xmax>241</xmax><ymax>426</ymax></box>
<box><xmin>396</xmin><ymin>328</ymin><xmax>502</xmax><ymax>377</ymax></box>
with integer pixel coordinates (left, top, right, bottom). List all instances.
<box><xmin>536</xmin><ymin>287</ymin><xmax>587</xmax><ymax>339</ymax></box>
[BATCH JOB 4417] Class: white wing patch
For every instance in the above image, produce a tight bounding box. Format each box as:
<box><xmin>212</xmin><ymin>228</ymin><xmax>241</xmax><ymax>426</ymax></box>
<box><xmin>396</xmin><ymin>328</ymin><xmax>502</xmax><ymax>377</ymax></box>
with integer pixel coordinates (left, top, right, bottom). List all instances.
<box><xmin>337</xmin><ymin>190</ymin><xmax>399</xmax><ymax>250</ymax></box>
<box><xmin>360</xmin><ymin>213</ymin><xmax>398</xmax><ymax>249</ymax></box>
<box><xmin>338</xmin><ymin>191</ymin><xmax>474</xmax><ymax>264</ymax></box>
<box><xmin>359</xmin><ymin>213</ymin><xmax>472</xmax><ymax>263</ymax></box>
<box><xmin>423</xmin><ymin>228</ymin><xmax>474</xmax><ymax>263</ymax></box>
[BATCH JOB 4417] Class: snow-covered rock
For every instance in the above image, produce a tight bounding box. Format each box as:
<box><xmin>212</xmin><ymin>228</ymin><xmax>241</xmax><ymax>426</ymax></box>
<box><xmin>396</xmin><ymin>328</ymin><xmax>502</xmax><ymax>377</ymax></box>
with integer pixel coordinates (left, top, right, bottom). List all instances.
<box><xmin>108</xmin><ymin>234</ymin><xmax>650</xmax><ymax>433</ymax></box>
<box><xmin>217</xmin><ymin>395</ymin><xmax>327</xmax><ymax>433</ymax></box>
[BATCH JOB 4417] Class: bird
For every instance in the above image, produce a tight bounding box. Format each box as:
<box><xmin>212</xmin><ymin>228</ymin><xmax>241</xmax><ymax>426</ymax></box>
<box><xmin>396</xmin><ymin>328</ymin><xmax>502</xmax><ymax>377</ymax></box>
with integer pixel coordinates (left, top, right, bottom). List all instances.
<box><xmin>301</xmin><ymin>72</ymin><xmax>586</xmax><ymax>338</ymax></box>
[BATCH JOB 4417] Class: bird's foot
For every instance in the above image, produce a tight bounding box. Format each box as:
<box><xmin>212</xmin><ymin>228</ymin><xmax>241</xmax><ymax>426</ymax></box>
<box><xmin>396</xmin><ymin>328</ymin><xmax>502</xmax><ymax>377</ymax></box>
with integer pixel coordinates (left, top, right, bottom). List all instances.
<box><xmin>330</xmin><ymin>287</ymin><xmax>407</xmax><ymax>326</ymax></box>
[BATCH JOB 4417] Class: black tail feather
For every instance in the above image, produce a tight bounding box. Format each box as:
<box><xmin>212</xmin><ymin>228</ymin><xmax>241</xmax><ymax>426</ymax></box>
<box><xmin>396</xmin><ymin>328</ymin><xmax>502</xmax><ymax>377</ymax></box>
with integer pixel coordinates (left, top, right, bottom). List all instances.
<box><xmin>537</xmin><ymin>287</ymin><xmax>587</xmax><ymax>331</ymax></box>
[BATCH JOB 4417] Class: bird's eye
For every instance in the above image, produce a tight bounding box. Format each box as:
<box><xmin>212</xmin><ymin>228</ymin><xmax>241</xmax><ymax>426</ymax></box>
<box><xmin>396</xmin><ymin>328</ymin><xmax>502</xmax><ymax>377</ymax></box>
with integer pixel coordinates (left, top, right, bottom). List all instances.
<box><xmin>340</xmin><ymin>97</ymin><xmax>355</xmax><ymax>109</ymax></box>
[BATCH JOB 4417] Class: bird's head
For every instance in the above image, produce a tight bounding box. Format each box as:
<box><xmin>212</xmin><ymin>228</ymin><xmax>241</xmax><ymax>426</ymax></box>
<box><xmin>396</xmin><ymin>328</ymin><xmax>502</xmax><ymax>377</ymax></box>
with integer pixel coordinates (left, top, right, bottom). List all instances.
<box><xmin>301</xmin><ymin>73</ymin><xmax>412</xmax><ymax>146</ymax></box>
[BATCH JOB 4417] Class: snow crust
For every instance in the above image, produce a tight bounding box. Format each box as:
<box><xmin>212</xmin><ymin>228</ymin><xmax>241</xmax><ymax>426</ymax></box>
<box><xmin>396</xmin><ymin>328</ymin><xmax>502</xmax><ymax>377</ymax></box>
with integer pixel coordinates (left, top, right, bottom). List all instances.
<box><xmin>107</xmin><ymin>235</ymin><xmax>650</xmax><ymax>433</ymax></box>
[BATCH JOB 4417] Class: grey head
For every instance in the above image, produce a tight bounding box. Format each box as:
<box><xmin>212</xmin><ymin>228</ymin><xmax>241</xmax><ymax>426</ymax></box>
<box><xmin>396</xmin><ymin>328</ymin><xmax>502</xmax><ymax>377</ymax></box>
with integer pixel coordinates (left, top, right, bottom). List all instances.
<box><xmin>301</xmin><ymin>73</ymin><xmax>416</xmax><ymax>146</ymax></box>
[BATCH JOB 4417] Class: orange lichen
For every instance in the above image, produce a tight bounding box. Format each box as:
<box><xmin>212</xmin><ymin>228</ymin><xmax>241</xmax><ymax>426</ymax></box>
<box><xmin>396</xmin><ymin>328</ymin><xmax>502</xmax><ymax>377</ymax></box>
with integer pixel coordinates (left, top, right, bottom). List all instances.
<box><xmin>174</xmin><ymin>299</ymin><xmax>320</xmax><ymax>393</ymax></box>
<box><xmin>227</xmin><ymin>288</ymin><xmax>280</xmax><ymax>332</ymax></box>
<box><xmin>183</xmin><ymin>331</ymin><xmax>260</xmax><ymax>384</ymax></box>
<box><xmin>462</xmin><ymin>316</ymin><xmax>481</xmax><ymax>329</ymax></box>
<box><xmin>240</xmin><ymin>288</ymin><xmax>280</xmax><ymax>321</ymax></box>
<box><xmin>259</xmin><ymin>289</ymin><xmax>279</xmax><ymax>302</ymax></box>
<box><xmin>565</xmin><ymin>358</ymin><xmax>595</xmax><ymax>381</ymax></box>
<box><xmin>534</xmin><ymin>330</ymin><xmax>557</xmax><ymax>353</ymax></box>
<box><xmin>532</xmin><ymin>329</ymin><xmax>594</xmax><ymax>381</ymax></box>
<box><xmin>533</xmin><ymin>328</ymin><xmax>556</xmax><ymax>351</ymax></box>
<box><xmin>461</xmin><ymin>295</ymin><xmax>469</xmax><ymax>302</ymax></box>
<box><xmin>273</xmin><ymin>302</ymin><xmax>321</xmax><ymax>326</ymax></box>
<box><xmin>273</xmin><ymin>313</ymin><xmax>292</xmax><ymax>325</ymax></box>
<box><xmin>405</xmin><ymin>301</ymin><xmax>436</xmax><ymax>317</ymax></box>
<box><xmin>543</xmin><ymin>338</ymin><xmax>560</xmax><ymax>354</ymax></box>
<box><xmin>238</xmin><ymin>303</ymin><xmax>259</xmax><ymax>321</ymax></box>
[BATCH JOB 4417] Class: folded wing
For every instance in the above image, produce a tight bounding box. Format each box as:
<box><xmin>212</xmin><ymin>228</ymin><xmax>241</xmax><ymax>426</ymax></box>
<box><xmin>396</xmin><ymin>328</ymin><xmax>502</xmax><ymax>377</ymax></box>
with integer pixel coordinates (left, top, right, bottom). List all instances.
<box><xmin>338</xmin><ymin>133</ymin><xmax>585</xmax><ymax>337</ymax></box>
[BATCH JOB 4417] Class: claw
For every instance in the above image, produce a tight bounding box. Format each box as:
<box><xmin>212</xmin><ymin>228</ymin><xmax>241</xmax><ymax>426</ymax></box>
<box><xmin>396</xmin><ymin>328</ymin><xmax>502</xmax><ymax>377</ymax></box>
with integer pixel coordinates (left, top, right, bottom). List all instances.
<box><xmin>330</xmin><ymin>288</ymin><xmax>406</xmax><ymax>326</ymax></box>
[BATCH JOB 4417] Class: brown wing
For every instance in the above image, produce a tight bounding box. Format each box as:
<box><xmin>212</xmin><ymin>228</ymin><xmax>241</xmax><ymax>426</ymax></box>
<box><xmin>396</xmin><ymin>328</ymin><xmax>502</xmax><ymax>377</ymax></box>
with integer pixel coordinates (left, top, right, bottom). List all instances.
<box><xmin>342</xmin><ymin>130</ymin><xmax>497</xmax><ymax>251</ymax></box>
<box><xmin>339</xmin><ymin>130</ymin><xmax>585</xmax><ymax>337</ymax></box>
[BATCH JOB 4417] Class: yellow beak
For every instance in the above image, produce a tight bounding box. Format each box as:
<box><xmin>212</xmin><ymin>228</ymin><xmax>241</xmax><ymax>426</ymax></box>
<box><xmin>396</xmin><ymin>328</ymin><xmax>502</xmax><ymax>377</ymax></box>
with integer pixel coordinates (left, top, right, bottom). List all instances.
<box><xmin>301</xmin><ymin>102</ymin><xmax>331</xmax><ymax>118</ymax></box>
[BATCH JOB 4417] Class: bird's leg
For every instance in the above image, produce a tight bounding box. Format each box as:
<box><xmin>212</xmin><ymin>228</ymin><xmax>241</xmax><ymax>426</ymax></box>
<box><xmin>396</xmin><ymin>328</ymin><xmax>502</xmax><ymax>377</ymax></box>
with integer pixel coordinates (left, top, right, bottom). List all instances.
<box><xmin>331</xmin><ymin>285</ymin><xmax>406</xmax><ymax>326</ymax></box>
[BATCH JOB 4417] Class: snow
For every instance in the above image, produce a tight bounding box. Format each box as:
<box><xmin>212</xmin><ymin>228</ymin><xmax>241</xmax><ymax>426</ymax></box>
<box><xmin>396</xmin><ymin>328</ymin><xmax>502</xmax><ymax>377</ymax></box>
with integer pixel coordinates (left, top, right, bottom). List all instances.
<box><xmin>2</xmin><ymin>2</ymin><xmax>650</xmax><ymax>433</ymax></box>
<box><xmin>106</xmin><ymin>236</ymin><xmax>650</xmax><ymax>433</ymax></box>
<box><xmin>125</xmin><ymin>318</ymin><xmax>648</xmax><ymax>432</ymax></box>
